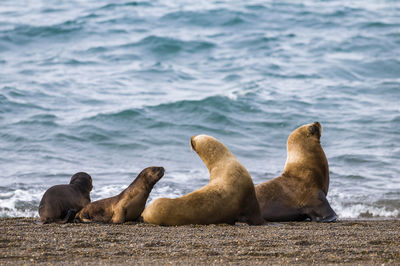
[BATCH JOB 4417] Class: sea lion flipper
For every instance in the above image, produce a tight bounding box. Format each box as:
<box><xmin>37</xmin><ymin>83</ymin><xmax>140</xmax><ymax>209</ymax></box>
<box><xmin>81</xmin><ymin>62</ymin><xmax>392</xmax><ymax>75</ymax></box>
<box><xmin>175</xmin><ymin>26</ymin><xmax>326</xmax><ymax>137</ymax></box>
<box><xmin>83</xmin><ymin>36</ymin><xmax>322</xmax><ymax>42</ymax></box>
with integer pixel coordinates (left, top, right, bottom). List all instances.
<box><xmin>65</xmin><ymin>209</ymin><xmax>77</xmax><ymax>223</ymax></box>
<box><xmin>306</xmin><ymin>190</ymin><xmax>337</xmax><ymax>222</ymax></box>
<box><xmin>111</xmin><ymin>208</ymin><xmax>125</xmax><ymax>224</ymax></box>
<box><xmin>244</xmin><ymin>212</ymin><xmax>265</xmax><ymax>225</ymax></box>
<box><xmin>239</xmin><ymin>193</ymin><xmax>265</xmax><ymax>225</ymax></box>
<box><xmin>56</xmin><ymin>209</ymin><xmax>77</xmax><ymax>224</ymax></box>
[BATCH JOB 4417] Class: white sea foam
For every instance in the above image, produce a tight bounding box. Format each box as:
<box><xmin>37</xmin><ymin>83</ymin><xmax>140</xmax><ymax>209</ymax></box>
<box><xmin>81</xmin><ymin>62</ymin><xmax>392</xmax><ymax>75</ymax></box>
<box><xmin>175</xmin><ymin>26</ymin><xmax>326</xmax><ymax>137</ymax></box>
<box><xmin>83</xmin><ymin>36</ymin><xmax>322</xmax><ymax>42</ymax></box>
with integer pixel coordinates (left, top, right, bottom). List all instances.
<box><xmin>0</xmin><ymin>189</ymin><xmax>43</xmax><ymax>218</ymax></box>
<box><xmin>1</xmin><ymin>184</ymin><xmax>399</xmax><ymax>219</ymax></box>
<box><xmin>328</xmin><ymin>189</ymin><xmax>400</xmax><ymax>219</ymax></box>
<box><xmin>332</xmin><ymin>202</ymin><xmax>399</xmax><ymax>219</ymax></box>
<box><xmin>0</xmin><ymin>180</ymin><xmax>189</xmax><ymax>218</ymax></box>
<box><xmin>147</xmin><ymin>184</ymin><xmax>186</xmax><ymax>203</ymax></box>
<box><xmin>166</xmin><ymin>169</ymin><xmax>208</xmax><ymax>185</ymax></box>
<box><xmin>90</xmin><ymin>184</ymin><xmax>128</xmax><ymax>201</ymax></box>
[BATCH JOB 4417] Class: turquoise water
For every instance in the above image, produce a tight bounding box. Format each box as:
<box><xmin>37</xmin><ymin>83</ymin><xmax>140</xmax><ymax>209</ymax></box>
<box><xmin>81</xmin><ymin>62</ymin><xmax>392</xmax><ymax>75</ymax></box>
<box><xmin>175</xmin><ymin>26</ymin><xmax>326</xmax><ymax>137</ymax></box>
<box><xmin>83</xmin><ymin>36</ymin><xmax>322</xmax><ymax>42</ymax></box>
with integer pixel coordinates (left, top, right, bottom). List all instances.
<box><xmin>0</xmin><ymin>0</ymin><xmax>399</xmax><ymax>218</ymax></box>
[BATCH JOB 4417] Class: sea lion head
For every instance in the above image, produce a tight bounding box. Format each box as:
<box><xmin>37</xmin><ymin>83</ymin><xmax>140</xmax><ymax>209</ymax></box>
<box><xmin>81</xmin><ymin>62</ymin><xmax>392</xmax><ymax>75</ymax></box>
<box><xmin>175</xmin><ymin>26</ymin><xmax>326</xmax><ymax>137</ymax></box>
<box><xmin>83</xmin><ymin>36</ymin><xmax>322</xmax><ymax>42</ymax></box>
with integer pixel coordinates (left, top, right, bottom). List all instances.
<box><xmin>70</xmin><ymin>172</ymin><xmax>93</xmax><ymax>193</ymax></box>
<box><xmin>308</xmin><ymin>121</ymin><xmax>322</xmax><ymax>139</ymax></box>
<box><xmin>190</xmin><ymin>135</ymin><xmax>233</xmax><ymax>169</ymax></box>
<box><xmin>138</xmin><ymin>166</ymin><xmax>165</xmax><ymax>186</ymax></box>
<box><xmin>287</xmin><ymin>121</ymin><xmax>322</xmax><ymax>147</ymax></box>
<box><xmin>284</xmin><ymin>122</ymin><xmax>325</xmax><ymax>166</ymax></box>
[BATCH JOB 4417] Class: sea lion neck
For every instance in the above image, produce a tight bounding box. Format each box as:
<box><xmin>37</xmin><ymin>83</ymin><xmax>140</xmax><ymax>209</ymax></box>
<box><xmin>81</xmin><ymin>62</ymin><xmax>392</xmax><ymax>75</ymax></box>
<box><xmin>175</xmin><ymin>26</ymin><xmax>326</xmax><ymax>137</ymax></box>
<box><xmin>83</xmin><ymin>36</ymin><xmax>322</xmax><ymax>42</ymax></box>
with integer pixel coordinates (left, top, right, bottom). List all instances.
<box><xmin>283</xmin><ymin>138</ymin><xmax>327</xmax><ymax>175</ymax></box>
<box><xmin>192</xmin><ymin>135</ymin><xmax>234</xmax><ymax>171</ymax></box>
<box><xmin>70</xmin><ymin>182</ymin><xmax>92</xmax><ymax>194</ymax></box>
<box><xmin>282</xmin><ymin>138</ymin><xmax>329</xmax><ymax>195</ymax></box>
<box><xmin>128</xmin><ymin>167</ymin><xmax>165</xmax><ymax>191</ymax></box>
<box><xmin>198</xmin><ymin>148</ymin><xmax>233</xmax><ymax>171</ymax></box>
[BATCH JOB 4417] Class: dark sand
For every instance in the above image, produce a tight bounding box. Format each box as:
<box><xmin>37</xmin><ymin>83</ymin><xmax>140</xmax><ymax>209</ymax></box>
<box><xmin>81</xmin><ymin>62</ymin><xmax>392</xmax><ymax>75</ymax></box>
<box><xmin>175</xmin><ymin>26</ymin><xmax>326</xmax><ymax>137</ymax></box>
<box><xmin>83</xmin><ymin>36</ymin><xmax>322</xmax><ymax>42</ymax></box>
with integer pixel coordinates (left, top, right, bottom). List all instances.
<box><xmin>0</xmin><ymin>218</ymin><xmax>399</xmax><ymax>265</ymax></box>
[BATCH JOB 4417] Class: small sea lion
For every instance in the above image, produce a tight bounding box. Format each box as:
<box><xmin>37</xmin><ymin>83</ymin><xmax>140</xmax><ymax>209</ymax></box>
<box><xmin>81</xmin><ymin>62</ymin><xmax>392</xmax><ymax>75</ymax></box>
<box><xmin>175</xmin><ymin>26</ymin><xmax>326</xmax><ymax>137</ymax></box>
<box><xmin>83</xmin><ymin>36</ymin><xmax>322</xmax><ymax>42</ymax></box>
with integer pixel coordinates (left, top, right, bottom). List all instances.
<box><xmin>38</xmin><ymin>172</ymin><xmax>92</xmax><ymax>224</ymax></box>
<box><xmin>76</xmin><ymin>167</ymin><xmax>164</xmax><ymax>223</ymax></box>
<box><xmin>142</xmin><ymin>135</ymin><xmax>264</xmax><ymax>226</ymax></box>
<box><xmin>256</xmin><ymin>122</ymin><xmax>337</xmax><ymax>222</ymax></box>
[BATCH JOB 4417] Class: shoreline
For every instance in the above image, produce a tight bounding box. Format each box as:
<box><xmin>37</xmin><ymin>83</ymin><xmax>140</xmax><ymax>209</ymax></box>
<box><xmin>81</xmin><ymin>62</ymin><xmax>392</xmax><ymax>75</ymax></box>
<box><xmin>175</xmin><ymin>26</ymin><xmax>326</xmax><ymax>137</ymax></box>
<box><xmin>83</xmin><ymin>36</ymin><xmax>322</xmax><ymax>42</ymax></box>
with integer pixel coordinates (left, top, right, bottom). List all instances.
<box><xmin>1</xmin><ymin>218</ymin><xmax>399</xmax><ymax>264</ymax></box>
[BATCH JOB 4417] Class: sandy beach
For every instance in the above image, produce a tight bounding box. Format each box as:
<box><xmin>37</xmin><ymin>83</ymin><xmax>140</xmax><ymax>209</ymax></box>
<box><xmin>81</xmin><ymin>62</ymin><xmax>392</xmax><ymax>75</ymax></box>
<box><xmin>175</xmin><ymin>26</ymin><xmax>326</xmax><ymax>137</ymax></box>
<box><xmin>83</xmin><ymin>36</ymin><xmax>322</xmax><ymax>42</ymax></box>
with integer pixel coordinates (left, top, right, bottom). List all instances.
<box><xmin>0</xmin><ymin>218</ymin><xmax>399</xmax><ymax>265</ymax></box>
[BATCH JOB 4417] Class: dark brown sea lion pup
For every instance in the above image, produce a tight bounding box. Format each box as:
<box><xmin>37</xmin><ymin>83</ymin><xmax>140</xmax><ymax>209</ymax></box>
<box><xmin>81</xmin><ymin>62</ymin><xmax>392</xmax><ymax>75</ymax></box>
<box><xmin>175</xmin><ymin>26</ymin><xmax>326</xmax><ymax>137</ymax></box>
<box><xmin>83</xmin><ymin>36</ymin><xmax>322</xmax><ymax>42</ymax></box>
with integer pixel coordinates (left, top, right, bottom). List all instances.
<box><xmin>142</xmin><ymin>135</ymin><xmax>264</xmax><ymax>226</ymax></box>
<box><xmin>76</xmin><ymin>167</ymin><xmax>164</xmax><ymax>223</ymax></box>
<box><xmin>256</xmin><ymin>122</ymin><xmax>337</xmax><ymax>222</ymax></box>
<box><xmin>38</xmin><ymin>172</ymin><xmax>92</xmax><ymax>224</ymax></box>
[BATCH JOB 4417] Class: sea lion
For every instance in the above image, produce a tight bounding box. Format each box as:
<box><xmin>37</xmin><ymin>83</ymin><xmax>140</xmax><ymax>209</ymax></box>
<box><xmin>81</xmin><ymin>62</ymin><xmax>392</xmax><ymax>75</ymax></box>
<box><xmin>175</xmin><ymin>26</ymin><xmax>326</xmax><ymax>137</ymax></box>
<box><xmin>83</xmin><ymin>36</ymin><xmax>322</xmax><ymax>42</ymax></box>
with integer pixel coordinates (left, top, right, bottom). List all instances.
<box><xmin>142</xmin><ymin>135</ymin><xmax>264</xmax><ymax>226</ymax></box>
<box><xmin>76</xmin><ymin>167</ymin><xmax>164</xmax><ymax>223</ymax></box>
<box><xmin>256</xmin><ymin>122</ymin><xmax>337</xmax><ymax>222</ymax></box>
<box><xmin>38</xmin><ymin>172</ymin><xmax>92</xmax><ymax>224</ymax></box>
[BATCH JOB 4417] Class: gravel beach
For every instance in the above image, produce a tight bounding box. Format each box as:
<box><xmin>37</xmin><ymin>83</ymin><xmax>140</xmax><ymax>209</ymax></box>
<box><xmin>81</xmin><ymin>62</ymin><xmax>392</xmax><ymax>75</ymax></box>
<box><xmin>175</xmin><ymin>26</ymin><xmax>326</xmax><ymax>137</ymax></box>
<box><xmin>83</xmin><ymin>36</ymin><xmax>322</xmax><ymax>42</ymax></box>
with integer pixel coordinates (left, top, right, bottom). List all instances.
<box><xmin>0</xmin><ymin>218</ymin><xmax>399</xmax><ymax>265</ymax></box>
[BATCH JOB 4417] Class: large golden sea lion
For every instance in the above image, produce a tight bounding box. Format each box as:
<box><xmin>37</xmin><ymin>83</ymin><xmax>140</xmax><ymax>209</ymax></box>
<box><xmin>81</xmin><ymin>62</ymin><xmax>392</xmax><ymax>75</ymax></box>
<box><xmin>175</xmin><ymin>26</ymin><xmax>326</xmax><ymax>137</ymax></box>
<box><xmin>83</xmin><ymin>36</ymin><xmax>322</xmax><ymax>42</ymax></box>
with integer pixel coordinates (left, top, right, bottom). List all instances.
<box><xmin>142</xmin><ymin>135</ymin><xmax>264</xmax><ymax>226</ymax></box>
<box><xmin>76</xmin><ymin>167</ymin><xmax>164</xmax><ymax>223</ymax></box>
<box><xmin>256</xmin><ymin>122</ymin><xmax>337</xmax><ymax>222</ymax></box>
<box><xmin>38</xmin><ymin>172</ymin><xmax>92</xmax><ymax>224</ymax></box>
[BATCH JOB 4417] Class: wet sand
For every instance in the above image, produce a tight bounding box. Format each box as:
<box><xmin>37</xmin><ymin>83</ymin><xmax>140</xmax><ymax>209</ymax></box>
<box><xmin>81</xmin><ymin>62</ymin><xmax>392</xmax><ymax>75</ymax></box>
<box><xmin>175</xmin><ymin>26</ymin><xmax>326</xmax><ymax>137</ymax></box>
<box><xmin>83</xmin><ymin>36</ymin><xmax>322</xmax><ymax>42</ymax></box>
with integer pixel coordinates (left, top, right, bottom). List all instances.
<box><xmin>0</xmin><ymin>218</ymin><xmax>399</xmax><ymax>265</ymax></box>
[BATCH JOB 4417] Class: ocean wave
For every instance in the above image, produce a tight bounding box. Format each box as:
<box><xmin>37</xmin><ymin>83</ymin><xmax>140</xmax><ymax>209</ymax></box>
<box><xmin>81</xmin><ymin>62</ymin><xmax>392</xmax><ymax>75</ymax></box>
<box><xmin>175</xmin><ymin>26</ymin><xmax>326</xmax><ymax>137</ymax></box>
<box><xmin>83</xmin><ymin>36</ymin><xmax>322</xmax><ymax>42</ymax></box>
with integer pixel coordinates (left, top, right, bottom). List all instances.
<box><xmin>361</xmin><ymin>21</ymin><xmax>400</xmax><ymax>29</ymax></box>
<box><xmin>153</xmin><ymin>95</ymin><xmax>260</xmax><ymax>115</ymax></box>
<box><xmin>329</xmin><ymin>187</ymin><xmax>400</xmax><ymax>219</ymax></box>
<box><xmin>124</xmin><ymin>35</ymin><xmax>215</xmax><ymax>56</ymax></box>
<box><xmin>11</xmin><ymin>114</ymin><xmax>58</xmax><ymax>127</ymax></box>
<box><xmin>90</xmin><ymin>184</ymin><xmax>128</xmax><ymax>200</ymax></box>
<box><xmin>147</xmin><ymin>184</ymin><xmax>185</xmax><ymax>204</ymax></box>
<box><xmin>351</xmin><ymin>59</ymin><xmax>400</xmax><ymax>79</ymax></box>
<box><xmin>0</xmin><ymin>21</ymin><xmax>83</xmax><ymax>44</ymax></box>
<box><xmin>0</xmin><ymin>187</ymin><xmax>42</xmax><ymax>218</ymax></box>
<box><xmin>234</xmin><ymin>35</ymin><xmax>280</xmax><ymax>51</ymax></box>
<box><xmin>332</xmin><ymin>202</ymin><xmax>399</xmax><ymax>219</ymax></box>
<box><xmin>40</xmin><ymin>57</ymin><xmax>100</xmax><ymax>66</ymax></box>
<box><xmin>331</xmin><ymin>154</ymin><xmax>384</xmax><ymax>166</ymax></box>
<box><xmin>78</xmin><ymin>95</ymin><xmax>260</xmax><ymax>132</ymax></box>
<box><xmin>160</xmin><ymin>9</ymin><xmax>253</xmax><ymax>28</ymax></box>
<box><xmin>98</xmin><ymin>1</ymin><xmax>151</xmax><ymax>10</ymax></box>
<box><xmin>80</xmin><ymin>35</ymin><xmax>215</xmax><ymax>64</ymax></box>
<box><xmin>85</xmin><ymin>109</ymin><xmax>143</xmax><ymax>123</ymax></box>
<box><xmin>0</xmin><ymin>94</ymin><xmax>49</xmax><ymax>114</ymax></box>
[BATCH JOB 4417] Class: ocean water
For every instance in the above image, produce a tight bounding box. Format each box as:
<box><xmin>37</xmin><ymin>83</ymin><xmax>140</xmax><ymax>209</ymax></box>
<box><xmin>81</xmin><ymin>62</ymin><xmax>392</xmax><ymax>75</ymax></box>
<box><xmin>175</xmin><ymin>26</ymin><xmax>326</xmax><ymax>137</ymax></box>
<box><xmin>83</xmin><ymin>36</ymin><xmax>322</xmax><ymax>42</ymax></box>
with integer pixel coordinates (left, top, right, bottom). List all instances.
<box><xmin>0</xmin><ymin>0</ymin><xmax>399</xmax><ymax>219</ymax></box>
